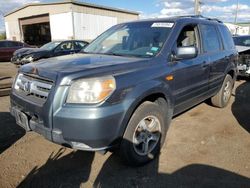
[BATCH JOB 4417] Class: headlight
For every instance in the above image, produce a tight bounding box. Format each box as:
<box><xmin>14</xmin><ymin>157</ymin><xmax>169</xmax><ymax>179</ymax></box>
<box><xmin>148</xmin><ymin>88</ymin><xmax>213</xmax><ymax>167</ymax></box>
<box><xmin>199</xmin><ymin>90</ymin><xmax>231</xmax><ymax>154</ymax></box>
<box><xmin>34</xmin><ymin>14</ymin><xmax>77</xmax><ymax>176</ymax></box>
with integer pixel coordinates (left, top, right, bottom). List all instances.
<box><xmin>13</xmin><ymin>73</ymin><xmax>23</xmax><ymax>90</ymax></box>
<box><xmin>22</xmin><ymin>55</ymin><xmax>34</xmax><ymax>62</ymax></box>
<box><xmin>66</xmin><ymin>76</ymin><xmax>116</xmax><ymax>104</ymax></box>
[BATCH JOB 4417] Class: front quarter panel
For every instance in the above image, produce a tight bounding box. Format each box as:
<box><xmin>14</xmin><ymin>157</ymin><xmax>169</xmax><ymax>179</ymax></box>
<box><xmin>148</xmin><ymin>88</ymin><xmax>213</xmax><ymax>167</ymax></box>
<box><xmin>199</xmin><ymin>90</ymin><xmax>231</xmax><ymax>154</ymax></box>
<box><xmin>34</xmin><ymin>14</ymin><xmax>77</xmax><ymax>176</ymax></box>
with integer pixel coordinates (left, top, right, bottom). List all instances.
<box><xmin>110</xmin><ymin>62</ymin><xmax>175</xmax><ymax>138</ymax></box>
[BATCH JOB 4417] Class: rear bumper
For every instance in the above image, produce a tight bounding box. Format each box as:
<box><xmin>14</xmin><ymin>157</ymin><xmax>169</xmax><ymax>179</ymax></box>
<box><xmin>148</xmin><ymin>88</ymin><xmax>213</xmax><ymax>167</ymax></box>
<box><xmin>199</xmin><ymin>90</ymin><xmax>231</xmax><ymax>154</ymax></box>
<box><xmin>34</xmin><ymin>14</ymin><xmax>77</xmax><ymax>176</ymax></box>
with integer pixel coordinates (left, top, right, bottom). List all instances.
<box><xmin>10</xmin><ymin>92</ymin><xmax>129</xmax><ymax>151</ymax></box>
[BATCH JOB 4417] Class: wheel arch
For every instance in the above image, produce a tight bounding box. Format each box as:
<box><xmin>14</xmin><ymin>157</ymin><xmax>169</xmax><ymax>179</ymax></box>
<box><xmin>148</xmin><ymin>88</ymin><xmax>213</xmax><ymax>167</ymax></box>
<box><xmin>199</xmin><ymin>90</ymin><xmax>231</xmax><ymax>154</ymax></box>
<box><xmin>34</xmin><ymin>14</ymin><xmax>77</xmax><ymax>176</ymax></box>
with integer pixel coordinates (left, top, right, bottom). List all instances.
<box><xmin>227</xmin><ymin>69</ymin><xmax>236</xmax><ymax>80</ymax></box>
<box><xmin>119</xmin><ymin>86</ymin><xmax>174</xmax><ymax>142</ymax></box>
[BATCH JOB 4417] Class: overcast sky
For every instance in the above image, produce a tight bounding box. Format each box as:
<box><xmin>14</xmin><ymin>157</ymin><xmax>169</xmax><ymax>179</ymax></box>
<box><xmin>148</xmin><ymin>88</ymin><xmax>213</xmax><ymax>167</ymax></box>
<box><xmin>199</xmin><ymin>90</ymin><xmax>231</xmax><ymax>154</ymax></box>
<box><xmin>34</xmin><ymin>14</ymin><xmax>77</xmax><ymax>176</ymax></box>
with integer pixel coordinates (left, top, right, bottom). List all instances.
<box><xmin>0</xmin><ymin>0</ymin><xmax>250</xmax><ymax>33</ymax></box>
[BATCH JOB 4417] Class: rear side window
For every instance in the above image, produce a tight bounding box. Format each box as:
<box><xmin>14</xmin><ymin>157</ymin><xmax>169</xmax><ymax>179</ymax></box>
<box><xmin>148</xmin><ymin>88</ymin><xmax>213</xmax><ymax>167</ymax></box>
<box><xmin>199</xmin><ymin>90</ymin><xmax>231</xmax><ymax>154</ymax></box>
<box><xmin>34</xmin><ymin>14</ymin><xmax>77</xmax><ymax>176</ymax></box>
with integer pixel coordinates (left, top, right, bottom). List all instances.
<box><xmin>8</xmin><ymin>41</ymin><xmax>20</xmax><ymax>47</ymax></box>
<box><xmin>218</xmin><ymin>25</ymin><xmax>235</xmax><ymax>49</ymax></box>
<box><xmin>0</xmin><ymin>41</ymin><xmax>8</xmax><ymax>48</ymax></box>
<box><xmin>200</xmin><ymin>24</ymin><xmax>221</xmax><ymax>53</ymax></box>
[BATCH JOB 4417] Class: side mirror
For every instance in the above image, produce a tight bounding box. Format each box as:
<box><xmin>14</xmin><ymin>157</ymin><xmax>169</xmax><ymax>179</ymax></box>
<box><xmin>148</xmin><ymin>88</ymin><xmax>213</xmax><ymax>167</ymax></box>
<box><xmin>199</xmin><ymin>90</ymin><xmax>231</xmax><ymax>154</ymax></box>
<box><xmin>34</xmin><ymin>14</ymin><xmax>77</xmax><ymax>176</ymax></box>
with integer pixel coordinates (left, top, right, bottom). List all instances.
<box><xmin>174</xmin><ymin>46</ymin><xmax>198</xmax><ymax>60</ymax></box>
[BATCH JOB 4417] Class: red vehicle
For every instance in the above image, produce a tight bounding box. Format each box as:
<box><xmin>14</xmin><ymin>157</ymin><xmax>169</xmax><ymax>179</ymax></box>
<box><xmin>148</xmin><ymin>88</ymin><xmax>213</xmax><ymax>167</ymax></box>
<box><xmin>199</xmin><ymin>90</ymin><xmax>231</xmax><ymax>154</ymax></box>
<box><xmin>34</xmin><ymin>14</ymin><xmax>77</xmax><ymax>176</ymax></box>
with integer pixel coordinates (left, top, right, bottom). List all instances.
<box><xmin>0</xmin><ymin>40</ymin><xmax>31</xmax><ymax>62</ymax></box>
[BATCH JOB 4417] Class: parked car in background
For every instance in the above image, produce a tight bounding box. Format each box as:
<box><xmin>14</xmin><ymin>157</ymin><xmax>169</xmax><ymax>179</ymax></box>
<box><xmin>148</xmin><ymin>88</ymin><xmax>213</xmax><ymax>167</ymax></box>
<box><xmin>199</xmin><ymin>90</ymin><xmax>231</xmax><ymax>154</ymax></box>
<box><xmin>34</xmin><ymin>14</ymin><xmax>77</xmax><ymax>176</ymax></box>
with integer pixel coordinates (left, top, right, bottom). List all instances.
<box><xmin>233</xmin><ymin>35</ymin><xmax>250</xmax><ymax>77</ymax></box>
<box><xmin>10</xmin><ymin>16</ymin><xmax>237</xmax><ymax>166</ymax></box>
<box><xmin>0</xmin><ymin>40</ymin><xmax>31</xmax><ymax>62</ymax></box>
<box><xmin>11</xmin><ymin>40</ymin><xmax>89</xmax><ymax>66</ymax></box>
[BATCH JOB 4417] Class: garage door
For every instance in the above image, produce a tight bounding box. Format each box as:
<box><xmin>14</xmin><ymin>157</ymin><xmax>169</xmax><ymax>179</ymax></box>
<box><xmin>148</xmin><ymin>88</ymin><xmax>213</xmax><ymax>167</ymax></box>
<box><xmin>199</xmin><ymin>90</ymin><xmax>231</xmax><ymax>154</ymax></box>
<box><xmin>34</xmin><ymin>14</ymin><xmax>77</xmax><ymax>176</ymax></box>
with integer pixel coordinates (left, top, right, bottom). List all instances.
<box><xmin>19</xmin><ymin>14</ymin><xmax>51</xmax><ymax>46</ymax></box>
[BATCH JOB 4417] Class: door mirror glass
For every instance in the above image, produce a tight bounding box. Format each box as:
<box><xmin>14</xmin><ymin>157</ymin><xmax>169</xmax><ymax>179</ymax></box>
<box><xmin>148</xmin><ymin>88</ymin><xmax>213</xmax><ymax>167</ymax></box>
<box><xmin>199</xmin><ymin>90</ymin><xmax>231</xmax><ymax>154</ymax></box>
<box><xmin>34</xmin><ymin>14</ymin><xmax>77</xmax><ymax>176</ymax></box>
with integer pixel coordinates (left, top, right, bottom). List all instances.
<box><xmin>175</xmin><ymin>46</ymin><xmax>197</xmax><ymax>60</ymax></box>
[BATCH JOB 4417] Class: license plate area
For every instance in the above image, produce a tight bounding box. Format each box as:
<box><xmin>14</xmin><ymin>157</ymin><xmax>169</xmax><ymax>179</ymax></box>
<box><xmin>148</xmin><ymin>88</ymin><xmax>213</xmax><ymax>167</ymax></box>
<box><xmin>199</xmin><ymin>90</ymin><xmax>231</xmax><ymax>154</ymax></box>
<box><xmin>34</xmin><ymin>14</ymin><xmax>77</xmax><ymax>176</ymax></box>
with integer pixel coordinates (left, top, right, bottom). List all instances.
<box><xmin>13</xmin><ymin>108</ymin><xmax>30</xmax><ymax>131</ymax></box>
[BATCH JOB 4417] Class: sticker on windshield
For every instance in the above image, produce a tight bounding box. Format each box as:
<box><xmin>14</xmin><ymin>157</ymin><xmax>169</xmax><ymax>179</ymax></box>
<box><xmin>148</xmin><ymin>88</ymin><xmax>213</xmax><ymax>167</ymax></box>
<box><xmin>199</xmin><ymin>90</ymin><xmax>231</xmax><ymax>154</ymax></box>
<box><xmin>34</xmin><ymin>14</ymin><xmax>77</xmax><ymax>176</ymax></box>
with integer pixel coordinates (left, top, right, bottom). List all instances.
<box><xmin>151</xmin><ymin>22</ymin><xmax>174</xmax><ymax>28</ymax></box>
<box><xmin>151</xmin><ymin>47</ymin><xmax>159</xmax><ymax>52</ymax></box>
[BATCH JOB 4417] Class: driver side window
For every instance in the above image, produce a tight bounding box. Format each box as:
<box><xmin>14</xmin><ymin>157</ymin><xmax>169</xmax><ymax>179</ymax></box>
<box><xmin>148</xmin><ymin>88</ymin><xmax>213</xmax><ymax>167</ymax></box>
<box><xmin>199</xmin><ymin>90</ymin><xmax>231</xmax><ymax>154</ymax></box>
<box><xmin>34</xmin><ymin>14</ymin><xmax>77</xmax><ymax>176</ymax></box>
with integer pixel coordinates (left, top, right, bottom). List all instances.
<box><xmin>55</xmin><ymin>42</ymin><xmax>73</xmax><ymax>52</ymax></box>
<box><xmin>177</xmin><ymin>25</ymin><xmax>198</xmax><ymax>48</ymax></box>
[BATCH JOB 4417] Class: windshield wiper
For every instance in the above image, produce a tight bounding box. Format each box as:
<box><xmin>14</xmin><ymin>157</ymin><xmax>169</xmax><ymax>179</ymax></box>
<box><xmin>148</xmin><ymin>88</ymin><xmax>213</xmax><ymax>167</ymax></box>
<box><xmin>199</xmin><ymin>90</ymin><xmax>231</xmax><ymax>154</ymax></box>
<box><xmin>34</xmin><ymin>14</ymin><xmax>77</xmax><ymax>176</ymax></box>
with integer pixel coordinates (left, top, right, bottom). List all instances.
<box><xmin>103</xmin><ymin>52</ymin><xmax>125</xmax><ymax>56</ymax></box>
<box><xmin>80</xmin><ymin>51</ymin><xmax>151</xmax><ymax>58</ymax></box>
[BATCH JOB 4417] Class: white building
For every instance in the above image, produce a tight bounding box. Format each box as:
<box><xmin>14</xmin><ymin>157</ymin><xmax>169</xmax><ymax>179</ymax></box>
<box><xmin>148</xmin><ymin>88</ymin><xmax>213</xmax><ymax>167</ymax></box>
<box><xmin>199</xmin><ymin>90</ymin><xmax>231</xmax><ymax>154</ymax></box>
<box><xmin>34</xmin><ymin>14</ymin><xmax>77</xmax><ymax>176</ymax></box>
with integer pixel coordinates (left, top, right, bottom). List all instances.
<box><xmin>4</xmin><ymin>0</ymin><xmax>139</xmax><ymax>45</ymax></box>
<box><xmin>225</xmin><ymin>23</ymin><xmax>250</xmax><ymax>36</ymax></box>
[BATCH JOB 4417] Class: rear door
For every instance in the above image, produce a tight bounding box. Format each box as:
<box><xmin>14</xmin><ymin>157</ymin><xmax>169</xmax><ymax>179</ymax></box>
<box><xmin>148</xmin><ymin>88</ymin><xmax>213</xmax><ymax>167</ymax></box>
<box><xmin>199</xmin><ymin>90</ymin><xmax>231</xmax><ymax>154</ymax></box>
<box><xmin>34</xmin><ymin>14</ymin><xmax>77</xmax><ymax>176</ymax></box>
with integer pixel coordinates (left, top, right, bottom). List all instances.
<box><xmin>172</xmin><ymin>24</ymin><xmax>210</xmax><ymax>114</ymax></box>
<box><xmin>199</xmin><ymin>24</ymin><xmax>226</xmax><ymax>91</ymax></box>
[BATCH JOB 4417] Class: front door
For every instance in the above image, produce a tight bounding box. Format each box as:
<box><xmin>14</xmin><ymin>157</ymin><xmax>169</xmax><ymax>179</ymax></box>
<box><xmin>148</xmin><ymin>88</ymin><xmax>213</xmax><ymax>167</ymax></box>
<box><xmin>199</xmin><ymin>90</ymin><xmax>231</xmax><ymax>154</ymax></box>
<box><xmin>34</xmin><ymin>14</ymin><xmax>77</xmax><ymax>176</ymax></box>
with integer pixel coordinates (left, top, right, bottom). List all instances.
<box><xmin>171</xmin><ymin>24</ymin><xmax>210</xmax><ymax>114</ymax></box>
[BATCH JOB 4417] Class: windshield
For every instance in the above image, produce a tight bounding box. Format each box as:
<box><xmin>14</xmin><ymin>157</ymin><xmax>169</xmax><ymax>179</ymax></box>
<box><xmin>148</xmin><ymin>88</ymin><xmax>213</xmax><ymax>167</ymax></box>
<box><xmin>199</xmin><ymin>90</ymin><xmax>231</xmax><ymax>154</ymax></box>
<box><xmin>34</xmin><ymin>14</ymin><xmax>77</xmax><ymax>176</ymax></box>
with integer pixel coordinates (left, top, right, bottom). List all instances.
<box><xmin>83</xmin><ymin>22</ymin><xmax>173</xmax><ymax>58</ymax></box>
<box><xmin>40</xmin><ymin>41</ymin><xmax>61</xmax><ymax>50</ymax></box>
<box><xmin>233</xmin><ymin>36</ymin><xmax>250</xmax><ymax>47</ymax></box>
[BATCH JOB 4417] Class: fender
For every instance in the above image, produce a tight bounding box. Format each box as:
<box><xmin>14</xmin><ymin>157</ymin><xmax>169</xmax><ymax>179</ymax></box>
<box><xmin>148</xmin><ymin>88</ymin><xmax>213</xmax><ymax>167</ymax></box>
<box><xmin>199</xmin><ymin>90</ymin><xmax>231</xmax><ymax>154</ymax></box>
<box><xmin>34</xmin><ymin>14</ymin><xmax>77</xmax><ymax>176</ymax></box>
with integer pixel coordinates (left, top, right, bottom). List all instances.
<box><xmin>117</xmin><ymin>79</ymin><xmax>174</xmax><ymax>138</ymax></box>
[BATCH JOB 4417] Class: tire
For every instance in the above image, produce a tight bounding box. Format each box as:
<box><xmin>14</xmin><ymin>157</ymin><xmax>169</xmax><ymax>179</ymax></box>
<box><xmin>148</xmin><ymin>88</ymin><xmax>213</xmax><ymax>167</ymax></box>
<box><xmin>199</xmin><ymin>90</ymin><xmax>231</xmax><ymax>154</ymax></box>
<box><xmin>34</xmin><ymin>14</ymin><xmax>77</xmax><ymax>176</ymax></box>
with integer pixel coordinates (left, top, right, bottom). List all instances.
<box><xmin>211</xmin><ymin>74</ymin><xmax>233</xmax><ymax>108</ymax></box>
<box><xmin>119</xmin><ymin>100</ymin><xmax>170</xmax><ymax>166</ymax></box>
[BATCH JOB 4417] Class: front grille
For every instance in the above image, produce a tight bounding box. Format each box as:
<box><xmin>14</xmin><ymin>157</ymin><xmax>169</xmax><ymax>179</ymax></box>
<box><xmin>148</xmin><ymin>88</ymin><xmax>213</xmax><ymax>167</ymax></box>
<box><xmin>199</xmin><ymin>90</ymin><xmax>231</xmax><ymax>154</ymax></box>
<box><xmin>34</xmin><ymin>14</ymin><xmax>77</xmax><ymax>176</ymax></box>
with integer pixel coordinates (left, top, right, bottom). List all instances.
<box><xmin>14</xmin><ymin>73</ymin><xmax>53</xmax><ymax>105</ymax></box>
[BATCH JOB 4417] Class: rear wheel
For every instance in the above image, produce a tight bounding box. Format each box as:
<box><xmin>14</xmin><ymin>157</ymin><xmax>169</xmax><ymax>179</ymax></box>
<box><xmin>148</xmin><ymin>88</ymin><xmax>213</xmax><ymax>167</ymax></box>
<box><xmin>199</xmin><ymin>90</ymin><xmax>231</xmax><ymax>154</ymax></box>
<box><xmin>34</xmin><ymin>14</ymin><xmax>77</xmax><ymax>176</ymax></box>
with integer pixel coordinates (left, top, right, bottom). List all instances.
<box><xmin>119</xmin><ymin>101</ymin><xmax>170</xmax><ymax>166</ymax></box>
<box><xmin>211</xmin><ymin>74</ymin><xmax>233</xmax><ymax>108</ymax></box>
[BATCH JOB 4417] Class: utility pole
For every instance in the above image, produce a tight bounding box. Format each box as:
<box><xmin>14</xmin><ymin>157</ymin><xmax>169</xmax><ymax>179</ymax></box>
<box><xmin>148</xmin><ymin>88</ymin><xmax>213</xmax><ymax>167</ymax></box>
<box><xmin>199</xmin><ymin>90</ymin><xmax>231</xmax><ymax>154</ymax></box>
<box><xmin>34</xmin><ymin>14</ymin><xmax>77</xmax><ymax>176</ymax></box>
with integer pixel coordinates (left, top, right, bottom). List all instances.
<box><xmin>234</xmin><ymin>0</ymin><xmax>239</xmax><ymax>24</ymax></box>
<box><xmin>195</xmin><ymin>0</ymin><xmax>201</xmax><ymax>15</ymax></box>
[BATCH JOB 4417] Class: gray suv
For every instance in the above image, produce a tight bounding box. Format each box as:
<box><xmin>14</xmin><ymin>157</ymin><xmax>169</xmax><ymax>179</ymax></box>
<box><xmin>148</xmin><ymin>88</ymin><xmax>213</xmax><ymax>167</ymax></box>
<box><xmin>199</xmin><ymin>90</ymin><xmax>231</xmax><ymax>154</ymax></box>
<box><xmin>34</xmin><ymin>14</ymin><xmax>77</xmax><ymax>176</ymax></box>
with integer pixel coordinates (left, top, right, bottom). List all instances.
<box><xmin>10</xmin><ymin>16</ymin><xmax>237</xmax><ymax>166</ymax></box>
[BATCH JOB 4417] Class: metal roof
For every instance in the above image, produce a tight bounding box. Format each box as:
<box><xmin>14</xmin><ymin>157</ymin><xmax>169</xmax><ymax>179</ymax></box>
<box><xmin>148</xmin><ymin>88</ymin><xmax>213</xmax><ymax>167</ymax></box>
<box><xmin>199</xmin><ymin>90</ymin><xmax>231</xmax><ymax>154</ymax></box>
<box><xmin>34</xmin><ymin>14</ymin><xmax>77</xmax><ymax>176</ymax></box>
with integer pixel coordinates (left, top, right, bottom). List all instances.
<box><xmin>4</xmin><ymin>0</ymin><xmax>139</xmax><ymax>17</ymax></box>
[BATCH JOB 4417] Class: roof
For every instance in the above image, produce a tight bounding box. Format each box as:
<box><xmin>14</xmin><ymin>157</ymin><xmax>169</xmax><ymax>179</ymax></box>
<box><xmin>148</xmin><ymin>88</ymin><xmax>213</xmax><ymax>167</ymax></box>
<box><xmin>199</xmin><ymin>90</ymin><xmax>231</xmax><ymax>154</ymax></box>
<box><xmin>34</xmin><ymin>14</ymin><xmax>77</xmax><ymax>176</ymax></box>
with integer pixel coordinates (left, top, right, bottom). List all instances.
<box><xmin>127</xmin><ymin>15</ymin><xmax>224</xmax><ymax>25</ymax></box>
<box><xmin>4</xmin><ymin>0</ymin><xmax>139</xmax><ymax>17</ymax></box>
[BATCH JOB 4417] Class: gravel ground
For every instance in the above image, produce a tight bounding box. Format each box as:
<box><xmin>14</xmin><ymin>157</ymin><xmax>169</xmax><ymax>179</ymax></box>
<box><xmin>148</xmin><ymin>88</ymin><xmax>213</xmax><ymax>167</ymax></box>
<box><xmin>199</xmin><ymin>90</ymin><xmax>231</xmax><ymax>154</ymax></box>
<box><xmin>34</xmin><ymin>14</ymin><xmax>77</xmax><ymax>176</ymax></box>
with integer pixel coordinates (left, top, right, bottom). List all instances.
<box><xmin>0</xmin><ymin>63</ymin><xmax>249</xmax><ymax>187</ymax></box>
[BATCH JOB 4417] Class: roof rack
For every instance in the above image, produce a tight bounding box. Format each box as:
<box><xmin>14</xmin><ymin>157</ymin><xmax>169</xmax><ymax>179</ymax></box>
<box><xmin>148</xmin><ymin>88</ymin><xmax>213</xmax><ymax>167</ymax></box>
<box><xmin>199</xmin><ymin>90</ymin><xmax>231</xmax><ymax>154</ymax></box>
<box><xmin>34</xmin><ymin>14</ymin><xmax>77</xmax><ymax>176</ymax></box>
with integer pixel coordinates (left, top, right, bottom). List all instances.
<box><xmin>177</xmin><ymin>15</ymin><xmax>223</xmax><ymax>23</ymax></box>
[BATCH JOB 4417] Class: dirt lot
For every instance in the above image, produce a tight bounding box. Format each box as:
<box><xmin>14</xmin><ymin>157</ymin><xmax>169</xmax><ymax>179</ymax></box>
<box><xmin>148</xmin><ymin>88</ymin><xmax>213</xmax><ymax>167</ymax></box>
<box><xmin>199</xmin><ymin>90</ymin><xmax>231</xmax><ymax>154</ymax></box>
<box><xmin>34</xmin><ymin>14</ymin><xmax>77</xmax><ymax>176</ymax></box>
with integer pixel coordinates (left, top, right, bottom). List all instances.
<box><xmin>0</xmin><ymin>62</ymin><xmax>17</xmax><ymax>96</ymax></box>
<box><xmin>0</xmin><ymin>63</ymin><xmax>249</xmax><ymax>188</ymax></box>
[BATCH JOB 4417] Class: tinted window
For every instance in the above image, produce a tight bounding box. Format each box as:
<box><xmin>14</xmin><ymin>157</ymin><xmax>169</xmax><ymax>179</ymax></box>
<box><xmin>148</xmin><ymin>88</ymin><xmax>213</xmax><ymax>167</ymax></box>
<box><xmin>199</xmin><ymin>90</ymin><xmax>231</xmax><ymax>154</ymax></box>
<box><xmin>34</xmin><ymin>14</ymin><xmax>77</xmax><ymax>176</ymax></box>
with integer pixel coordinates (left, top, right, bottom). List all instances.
<box><xmin>8</xmin><ymin>41</ymin><xmax>21</xmax><ymax>47</ymax></box>
<box><xmin>218</xmin><ymin>26</ymin><xmax>235</xmax><ymax>49</ymax></box>
<box><xmin>200</xmin><ymin>24</ymin><xmax>221</xmax><ymax>53</ymax></box>
<box><xmin>17</xmin><ymin>42</ymin><xmax>24</xmax><ymax>47</ymax></box>
<box><xmin>40</xmin><ymin>41</ymin><xmax>61</xmax><ymax>50</ymax></box>
<box><xmin>56</xmin><ymin>42</ymin><xmax>74</xmax><ymax>51</ymax></box>
<box><xmin>233</xmin><ymin>36</ymin><xmax>250</xmax><ymax>47</ymax></box>
<box><xmin>74</xmin><ymin>41</ymin><xmax>87</xmax><ymax>50</ymax></box>
<box><xmin>0</xmin><ymin>41</ymin><xmax>8</xmax><ymax>48</ymax></box>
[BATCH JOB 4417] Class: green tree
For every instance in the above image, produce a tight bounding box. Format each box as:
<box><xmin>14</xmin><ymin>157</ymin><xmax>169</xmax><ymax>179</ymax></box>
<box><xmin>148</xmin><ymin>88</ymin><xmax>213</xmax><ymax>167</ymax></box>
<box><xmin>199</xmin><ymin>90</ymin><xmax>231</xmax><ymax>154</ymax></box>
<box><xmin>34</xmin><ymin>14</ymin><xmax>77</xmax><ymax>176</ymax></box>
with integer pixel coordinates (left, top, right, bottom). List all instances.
<box><xmin>0</xmin><ymin>32</ymin><xmax>6</xmax><ymax>40</ymax></box>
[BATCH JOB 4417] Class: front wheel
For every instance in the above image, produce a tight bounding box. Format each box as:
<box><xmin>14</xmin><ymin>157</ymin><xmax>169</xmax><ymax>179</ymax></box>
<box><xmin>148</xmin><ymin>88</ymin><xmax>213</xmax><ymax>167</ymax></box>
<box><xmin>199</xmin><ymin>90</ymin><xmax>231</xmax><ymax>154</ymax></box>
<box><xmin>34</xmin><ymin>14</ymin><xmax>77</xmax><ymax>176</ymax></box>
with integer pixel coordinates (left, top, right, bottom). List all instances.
<box><xmin>119</xmin><ymin>101</ymin><xmax>170</xmax><ymax>166</ymax></box>
<box><xmin>211</xmin><ymin>74</ymin><xmax>233</xmax><ymax>108</ymax></box>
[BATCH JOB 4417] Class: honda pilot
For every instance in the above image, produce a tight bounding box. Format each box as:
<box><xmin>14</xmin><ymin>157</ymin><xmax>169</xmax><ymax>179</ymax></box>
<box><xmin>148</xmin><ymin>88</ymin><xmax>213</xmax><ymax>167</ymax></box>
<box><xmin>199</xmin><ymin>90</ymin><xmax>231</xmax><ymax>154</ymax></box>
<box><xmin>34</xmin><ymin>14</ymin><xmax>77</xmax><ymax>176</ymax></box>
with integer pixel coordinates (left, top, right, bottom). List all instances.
<box><xmin>10</xmin><ymin>16</ymin><xmax>237</xmax><ymax>166</ymax></box>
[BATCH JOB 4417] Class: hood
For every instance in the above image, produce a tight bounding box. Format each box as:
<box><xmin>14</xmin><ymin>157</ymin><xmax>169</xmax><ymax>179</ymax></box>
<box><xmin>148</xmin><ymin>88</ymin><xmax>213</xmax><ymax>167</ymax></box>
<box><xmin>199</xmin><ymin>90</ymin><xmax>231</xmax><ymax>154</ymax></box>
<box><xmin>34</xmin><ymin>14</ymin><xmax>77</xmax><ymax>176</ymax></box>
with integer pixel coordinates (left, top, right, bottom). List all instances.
<box><xmin>20</xmin><ymin>53</ymin><xmax>150</xmax><ymax>83</ymax></box>
<box><xmin>235</xmin><ymin>45</ymin><xmax>250</xmax><ymax>53</ymax></box>
<box><xmin>14</xmin><ymin>47</ymin><xmax>49</xmax><ymax>57</ymax></box>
